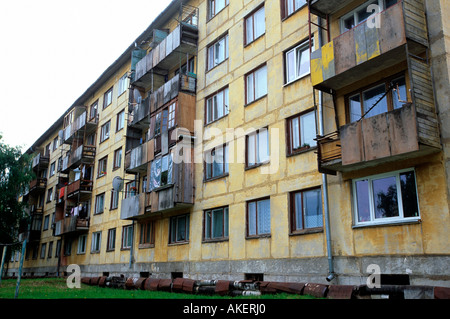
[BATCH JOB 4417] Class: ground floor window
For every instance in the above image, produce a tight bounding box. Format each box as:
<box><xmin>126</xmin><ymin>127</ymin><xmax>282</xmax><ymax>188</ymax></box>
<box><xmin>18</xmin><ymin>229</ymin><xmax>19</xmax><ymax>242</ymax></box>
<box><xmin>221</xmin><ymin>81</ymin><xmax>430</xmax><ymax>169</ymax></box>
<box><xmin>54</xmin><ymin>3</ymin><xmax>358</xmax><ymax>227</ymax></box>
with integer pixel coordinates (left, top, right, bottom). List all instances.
<box><xmin>169</xmin><ymin>214</ymin><xmax>190</xmax><ymax>244</ymax></box>
<box><xmin>353</xmin><ymin>169</ymin><xmax>420</xmax><ymax>225</ymax></box>
<box><xmin>203</xmin><ymin>206</ymin><xmax>229</xmax><ymax>241</ymax></box>
<box><xmin>247</xmin><ymin>197</ymin><xmax>271</xmax><ymax>237</ymax></box>
<box><xmin>290</xmin><ymin>188</ymin><xmax>323</xmax><ymax>233</ymax></box>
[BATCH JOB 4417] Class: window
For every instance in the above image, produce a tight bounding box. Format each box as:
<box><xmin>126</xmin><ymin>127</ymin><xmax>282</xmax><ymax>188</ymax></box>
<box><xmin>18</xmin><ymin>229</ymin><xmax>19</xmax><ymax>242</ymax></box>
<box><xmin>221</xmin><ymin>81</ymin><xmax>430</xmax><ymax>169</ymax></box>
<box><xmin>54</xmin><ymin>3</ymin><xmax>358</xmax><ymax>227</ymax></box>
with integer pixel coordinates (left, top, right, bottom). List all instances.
<box><xmin>57</xmin><ymin>156</ymin><xmax>62</xmax><ymax>172</ymax></box>
<box><xmin>347</xmin><ymin>75</ymin><xmax>407</xmax><ymax>123</ymax></box>
<box><xmin>208</xmin><ymin>0</ymin><xmax>229</xmax><ymax>20</ymax></box>
<box><xmin>118</xmin><ymin>73</ymin><xmax>128</xmax><ymax>96</ymax></box>
<box><xmin>281</xmin><ymin>0</ymin><xmax>307</xmax><ymax>20</ymax></box>
<box><xmin>245</xmin><ymin>64</ymin><xmax>267</xmax><ymax>104</ymax></box>
<box><xmin>122</xmin><ymin>225</ymin><xmax>133</xmax><ymax>249</ymax></box>
<box><xmin>287</xmin><ymin>110</ymin><xmax>317</xmax><ymax>155</ymax></box>
<box><xmin>94</xmin><ymin>193</ymin><xmax>105</xmax><ymax>215</ymax></box>
<box><xmin>46</xmin><ymin>187</ymin><xmax>53</xmax><ymax>202</ymax></box>
<box><xmin>205</xmin><ymin>144</ymin><xmax>229</xmax><ymax>180</ymax></box>
<box><xmin>246</xmin><ymin>127</ymin><xmax>269</xmax><ymax>168</ymax></box>
<box><xmin>87</xmin><ymin>133</ymin><xmax>96</xmax><ymax>146</ymax></box>
<box><xmin>52</xmin><ymin>137</ymin><xmax>58</xmax><ymax>151</ymax></box>
<box><xmin>125</xmin><ymin>181</ymin><xmax>137</xmax><ymax>198</ymax></box>
<box><xmin>103</xmin><ymin>87</ymin><xmax>113</xmax><ymax>109</ymax></box>
<box><xmin>100</xmin><ymin>121</ymin><xmax>110</xmax><ymax>142</ymax></box>
<box><xmin>90</xmin><ymin>100</ymin><xmax>98</xmax><ymax>121</ymax></box>
<box><xmin>64</xmin><ymin>238</ymin><xmax>72</xmax><ymax>256</ymax></box>
<box><xmin>43</xmin><ymin>215</ymin><xmax>50</xmax><ymax>230</ymax></box>
<box><xmin>110</xmin><ymin>190</ymin><xmax>119</xmax><ymax>210</ymax></box>
<box><xmin>204</xmin><ymin>207</ymin><xmax>229</xmax><ymax>241</ymax></box>
<box><xmin>113</xmin><ymin>148</ymin><xmax>122</xmax><ymax>169</ymax></box>
<box><xmin>40</xmin><ymin>243</ymin><xmax>47</xmax><ymax>259</ymax></box>
<box><xmin>169</xmin><ymin>214</ymin><xmax>190</xmax><ymax>244</ymax></box>
<box><xmin>149</xmin><ymin>153</ymin><xmax>173</xmax><ymax>190</ymax></box>
<box><xmin>107</xmin><ymin>228</ymin><xmax>116</xmax><ymax>251</ymax></box>
<box><xmin>168</xmin><ymin>102</ymin><xmax>176</xmax><ymax>129</ymax></box>
<box><xmin>247</xmin><ymin>198</ymin><xmax>271</xmax><ymax>237</ymax></box>
<box><xmin>55</xmin><ymin>240</ymin><xmax>61</xmax><ymax>258</ymax></box>
<box><xmin>245</xmin><ymin>5</ymin><xmax>265</xmax><ymax>45</ymax></box>
<box><xmin>206</xmin><ymin>87</ymin><xmax>229</xmax><ymax>124</ymax></box>
<box><xmin>49</xmin><ymin>161</ymin><xmax>56</xmax><ymax>177</ymax></box>
<box><xmin>290</xmin><ymin>188</ymin><xmax>323</xmax><ymax>233</ymax></box>
<box><xmin>77</xmin><ymin>235</ymin><xmax>87</xmax><ymax>254</ymax></box>
<box><xmin>97</xmin><ymin>156</ymin><xmax>108</xmax><ymax>178</ymax></box>
<box><xmin>285</xmin><ymin>40</ymin><xmax>311</xmax><ymax>83</ymax></box>
<box><xmin>353</xmin><ymin>169</ymin><xmax>420</xmax><ymax>226</ymax></box>
<box><xmin>47</xmin><ymin>241</ymin><xmax>53</xmax><ymax>259</ymax></box>
<box><xmin>45</xmin><ymin>143</ymin><xmax>51</xmax><ymax>157</ymax></box>
<box><xmin>116</xmin><ymin>109</ymin><xmax>125</xmax><ymax>131</ymax></box>
<box><xmin>340</xmin><ymin>0</ymin><xmax>399</xmax><ymax>34</ymax></box>
<box><xmin>91</xmin><ymin>231</ymin><xmax>102</xmax><ymax>253</ymax></box>
<box><xmin>139</xmin><ymin>221</ymin><xmax>155</xmax><ymax>246</ymax></box>
<box><xmin>207</xmin><ymin>34</ymin><xmax>229</xmax><ymax>70</ymax></box>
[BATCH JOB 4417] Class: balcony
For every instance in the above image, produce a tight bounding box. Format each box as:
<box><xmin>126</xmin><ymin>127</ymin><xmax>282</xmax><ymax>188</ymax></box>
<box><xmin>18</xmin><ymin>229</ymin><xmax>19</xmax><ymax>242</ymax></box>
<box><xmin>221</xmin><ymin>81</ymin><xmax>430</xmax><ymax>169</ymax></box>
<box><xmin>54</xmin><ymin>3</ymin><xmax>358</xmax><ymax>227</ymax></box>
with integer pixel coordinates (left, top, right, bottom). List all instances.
<box><xmin>29</xmin><ymin>178</ymin><xmax>47</xmax><ymax>194</ymax></box>
<box><xmin>63</xmin><ymin>110</ymin><xmax>98</xmax><ymax>145</ymax></box>
<box><xmin>133</xmin><ymin>22</ymin><xmax>199</xmax><ymax>90</ymax></box>
<box><xmin>310</xmin><ymin>0</ymin><xmax>429</xmax><ymax>92</ymax></box>
<box><xmin>316</xmin><ymin>102</ymin><xmax>441</xmax><ymax>174</ymax></box>
<box><xmin>125</xmin><ymin>141</ymin><xmax>149</xmax><ymax>174</ymax></box>
<box><xmin>120</xmin><ymin>193</ymin><xmax>151</xmax><ymax>220</ymax></box>
<box><xmin>54</xmin><ymin>216</ymin><xmax>89</xmax><ymax>236</ymax></box>
<box><xmin>66</xmin><ymin>179</ymin><xmax>93</xmax><ymax>201</ymax></box>
<box><xmin>70</xmin><ymin>145</ymin><xmax>96</xmax><ymax>168</ymax></box>
<box><xmin>32</xmin><ymin>153</ymin><xmax>49</xmax><ymax>172</ymax></box>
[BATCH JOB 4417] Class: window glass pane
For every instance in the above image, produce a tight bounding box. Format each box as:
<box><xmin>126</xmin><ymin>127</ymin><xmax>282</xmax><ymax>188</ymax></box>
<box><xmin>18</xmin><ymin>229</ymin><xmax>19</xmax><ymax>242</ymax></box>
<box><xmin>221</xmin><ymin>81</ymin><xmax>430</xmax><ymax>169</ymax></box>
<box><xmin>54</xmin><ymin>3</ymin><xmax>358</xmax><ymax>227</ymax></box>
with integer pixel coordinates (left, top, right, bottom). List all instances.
<box><xmin>254</xmin><ymin>7</ymin><xmax>265</xmax><ymax>39</ymax></box>
<box><xmin>291</xmin><ymin>117</ymin><xmax>300</xmax><ymax>150</ymax></box>
<box><xmin>248</xmin><ymin>202</ymin><xmax>257</xmax><ymax>236</ymax></box>
<box><xmin>258</xmin><ymin>128</ymin><xmax>269</xmax><ymax>163</ymax></box>
<box><xmin>350</xmin><ymin>94</ymin><xmax>362</xmax><ymax>122</ymax></box>
<box><xmin>357</xmin><ymin>0</ymin><xmax>378</xmax><ymax>23</ymax></box>
<box><xmin>246</xmin><ymin>73</ymin><xmax>254</xmax><ymax>103</ymax></box>
<box><xmin>205</xmin><ymin>211</ymin><xmax>211</xmax><ymax>239</ymax></box>
<box><xmin>254</xmin><ymin>66</ymin><xmax>267</xmax><ymax>99</ymax></box>
<box><xmin>286</xmin><ymin>50</ymin><xmax>296</xmax><ymax>83</ymax></box>
<box><xmin>177</xmin><ymin>217</ymin><xmax>186</xmax><ymax>242</ymax></box>
<box><xmin>257</xmin><ymin>199</ymin><xmax>271</xmax><ymax>234</ymax></box>
<box><xmin>372</xmin><ymin>176</ymin><xmax>399</xmax><ymax>219</ymax></box>
<box><xmin>363</xmin><ymin>84</ymin><xmax>388</xmax><ymax>119</ymax></box>
<box><xmin>224</xmin><ymin>88</ymin><xmax>229</xmax><ymax>114</ymax></box>
<box><xmin>212</xmin><ymin>208</ymin><xmax>224</xmax><ymax>238</ymax></box>
<box><xmin>300</xmin><ymin>112</ymin><xmax>316</xmax><ymax>147</ymax></box>
<box><xmin>286</xmin><ymin>0</ymin><xmax>294</xmax><ymax>15</ymax></box>
<box><xmin>224</xmin><ymin>207</ymin><xmax>229</xmax><ymax>237</ymax></box>
<box><xmin>385</xmin><ymin>0</ymin><xmax>398</xmax><ymax>9</ymax></box>
<box><xmin>400</xmin><ymin>171</ymin><xmax>419</xmax><ymax>218</ymax></box>
<box><xmin>294</xmin><ymin>192</ymin><xmax>303</xmax><ymax>230</ymax></box>
<box><xmin>213</xmin><ymin>147</ymin><xmax>224</xmax><ymax>177</ymax></box>
<box><xmin>343</xmin><ymin>16</ymin><xmax>355</xmax><ymax>32</ymax></box>
<box><xmin>247</xmin><ymin>133</ymin><xmax>256</xmax><ymax>166</ymax></box>
<box><xmin>304</xmin><ymin>189</ymin><xmax>323</xmax><ymax>228</ymax></box>
<box><xmin>246</xmin><ymin>15</ymin><xmax>254</xmax><ymax>43</ymax></box>
<box><xmin>216</xmin><ymin>91</ymin><xmax>224</xmax><ymax>119</ymax></box>
<box><xmin>216</xmin><ymin>0</ymin><xmax>226</xmax><ymax>13</ymax></box>
<box><xmin>356</xmin><ymin>180</ymin><xmax>370</xmax><ymax>222</ymax></box>
<box><xmin>391</xmin><ymin>77</ymin><xmax>407</xmax><ymax>109</ymax></box>
<box><xmin>297</xmin><ymin>46</ymin><xmax>310</xmax><ymax>77</ymax></box>
<box><xmin>295</xmin><ymin>0</ymin><xmax>306</xmax><ymax>9</ymax></box>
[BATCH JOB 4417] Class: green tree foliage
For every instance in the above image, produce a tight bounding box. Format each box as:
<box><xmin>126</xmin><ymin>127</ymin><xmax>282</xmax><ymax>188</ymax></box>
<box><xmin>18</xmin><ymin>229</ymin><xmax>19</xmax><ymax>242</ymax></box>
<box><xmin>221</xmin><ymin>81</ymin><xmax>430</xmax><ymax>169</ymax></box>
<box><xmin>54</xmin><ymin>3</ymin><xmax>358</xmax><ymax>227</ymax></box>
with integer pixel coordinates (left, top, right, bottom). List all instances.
<box><xmin>0</xmin><ymin>134</ymin><xmax>34</xmax><ymax>247</ymax></box>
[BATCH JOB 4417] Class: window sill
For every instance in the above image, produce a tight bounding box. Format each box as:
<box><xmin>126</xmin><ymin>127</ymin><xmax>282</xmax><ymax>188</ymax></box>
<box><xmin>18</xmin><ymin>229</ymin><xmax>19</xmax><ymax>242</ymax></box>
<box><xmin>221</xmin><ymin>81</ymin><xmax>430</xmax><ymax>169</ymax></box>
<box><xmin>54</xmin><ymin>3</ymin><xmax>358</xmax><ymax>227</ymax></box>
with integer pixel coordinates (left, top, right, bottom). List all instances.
<box><xmin>289</xmin><ymin>227</ymin><xmax>323</xmax><ymax>236</ymax></box>
<box><xmin>138</xmin><ymin>243</ymin><xmax>155</xmax><ymax>249</ymax></box>
<box><xmin>245</xmin><ymin>94</ymin><xmax>267</xmax><ymax>107</ymax></box>
<box><xmin>286</xmin><ymin>146</ymin><xmax>317</xmax><ymax>158</ymax></box>
<box><xmin>352</xmin><ymin>218</ymin><xmax>421</xmax><ymax>229</ymax></box>
<box><xmin>246</xmin><ymin>234</ymin><xmax>271</xmax><ymax>240</ymax></box>
<box><xmin>245</xmin><ymin>160</ymin><xmax>270</xmax><ymax>171</ymax></box>
<box><xmin>202</xmin><ymin>238</ymin><xmax>229</xmax><ymax>244</ymax></box>
<box><xmin>244</xmin><ymin>33</ymin><xmax>265</xmax><ymax>48</ymax></box>
<box><xmin>168</xmin><ymin>241</ymin><xmax>189</xmax><ymax>246</ymax></box>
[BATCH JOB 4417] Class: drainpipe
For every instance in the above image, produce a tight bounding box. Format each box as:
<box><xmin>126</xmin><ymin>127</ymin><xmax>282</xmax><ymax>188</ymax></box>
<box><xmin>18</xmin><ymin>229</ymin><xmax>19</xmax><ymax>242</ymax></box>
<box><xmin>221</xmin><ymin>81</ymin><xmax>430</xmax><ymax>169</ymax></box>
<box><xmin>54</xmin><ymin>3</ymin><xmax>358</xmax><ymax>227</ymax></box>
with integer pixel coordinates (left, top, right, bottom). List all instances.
<box><xmin>317</xmin><ymin>17</ymin><xmax>336</xmax><ymax>282</ymax></box>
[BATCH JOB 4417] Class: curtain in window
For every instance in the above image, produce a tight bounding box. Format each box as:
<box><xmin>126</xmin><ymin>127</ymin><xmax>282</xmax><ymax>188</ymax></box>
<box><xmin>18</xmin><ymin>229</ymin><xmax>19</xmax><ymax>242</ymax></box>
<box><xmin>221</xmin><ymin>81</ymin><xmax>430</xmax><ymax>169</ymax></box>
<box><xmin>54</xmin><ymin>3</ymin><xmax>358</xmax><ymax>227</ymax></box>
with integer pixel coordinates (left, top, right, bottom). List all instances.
<box><xmin>291</xmin><ymin>117</ymin><xmax>300</xmax><ymax>149</ymax></box>
<box><xmin>212</xmin><ymin>208</ymin><xmax>224</xmax><ymax>238</ymax></box>
<box><xmin>304</xmin><ymin>189</ymin><xmax>323</xmax><ymax>228</ymax></box>
<box><xmin>294</xmin><ymin>192</ymin><xmax>303</xmax><ymax>229</ymax></box>
<box><xmin>300</xmin><ymin>112</ymin><xmax>316</xmax><ymax>147</ymax></box>
<box><xmin>257</xmin><ymin>199</ymin><xmax>271</xmax><ymax>234</ymax></box>
<box><xmin>150</xmin><ymin>158</ymin><xmax>161</xmax><ymax>190</ymax></box>
<box><xmin>248</xmin><ymin>202</ymin><xmax>257</xmax><ymax>235</ymax></box>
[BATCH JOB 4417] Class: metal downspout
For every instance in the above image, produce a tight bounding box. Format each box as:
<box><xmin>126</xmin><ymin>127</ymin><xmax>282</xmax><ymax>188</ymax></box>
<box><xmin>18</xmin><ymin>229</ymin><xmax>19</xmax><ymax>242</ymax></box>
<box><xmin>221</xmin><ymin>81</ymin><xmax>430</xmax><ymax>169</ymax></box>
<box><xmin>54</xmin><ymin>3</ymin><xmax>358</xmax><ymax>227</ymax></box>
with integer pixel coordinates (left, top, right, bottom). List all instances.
<box><xmin>317</xmin><ymin>17</ymin><xmax>335</xmax><ymax>282</ymax></box>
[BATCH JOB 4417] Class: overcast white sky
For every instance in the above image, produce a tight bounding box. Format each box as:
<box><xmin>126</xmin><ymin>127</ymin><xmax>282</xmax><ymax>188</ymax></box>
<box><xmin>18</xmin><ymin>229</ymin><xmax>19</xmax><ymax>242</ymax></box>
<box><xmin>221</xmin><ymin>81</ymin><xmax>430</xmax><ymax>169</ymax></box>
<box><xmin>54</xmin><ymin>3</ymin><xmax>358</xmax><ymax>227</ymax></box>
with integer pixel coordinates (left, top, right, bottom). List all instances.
<box><xmin>0</xmin><ymin>0</ymin><xmax>172</xmax><ymax>151</ymax></box>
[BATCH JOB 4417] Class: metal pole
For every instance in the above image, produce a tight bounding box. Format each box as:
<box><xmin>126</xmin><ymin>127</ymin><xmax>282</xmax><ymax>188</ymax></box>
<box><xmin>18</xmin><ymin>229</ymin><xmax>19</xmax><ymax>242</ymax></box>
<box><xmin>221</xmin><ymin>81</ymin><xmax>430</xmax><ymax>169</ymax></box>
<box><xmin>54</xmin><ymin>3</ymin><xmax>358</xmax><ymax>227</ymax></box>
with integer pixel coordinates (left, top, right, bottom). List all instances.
<box><xmin>0</xmin><ymin>246</ymin><xmax>7</xmax><ymax>285</ymax></box>
<box><xmin>14</xmin><ymin>238</ymin><xmax>27</xmax><ymax>299</ymax></box>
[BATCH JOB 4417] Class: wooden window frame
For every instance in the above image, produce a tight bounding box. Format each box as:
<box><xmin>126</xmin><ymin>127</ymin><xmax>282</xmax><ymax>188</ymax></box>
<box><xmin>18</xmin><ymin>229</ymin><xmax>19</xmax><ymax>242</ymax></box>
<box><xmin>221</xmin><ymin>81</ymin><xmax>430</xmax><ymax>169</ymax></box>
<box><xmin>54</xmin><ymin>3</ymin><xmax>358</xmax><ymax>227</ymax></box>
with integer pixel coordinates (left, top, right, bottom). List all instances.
<box><xmin>244</xmin><ymin>4</ymin><xmax>265</xmax><ymax>46</ymax></box>
<box><xmin>89</xmin><ymin>100</ymin><xmax>98</xmax><ymax>121</ymax></box>
<box><xmin>97</xmin><ymin>156</ymin><xmax>108</xmax><ymax>178</ymax></box>
<box><xmin>286</xmin><ymin>109</ymin><xmax>317</xmax><ymax>156</ymax></box>
<box><xmin>116</xmin><ymin>109</ymin><xmax>125</xmax><ymax>132</ymax></box>
<box><xmin>91</xmin><ymin>231</ymin><xmax>101</xmax><ymax>253</ymax></box>
<box><xmin>280</xmin><ymin>0</ymin><xmax>307</xmax><ymax>21</ymax></box>
<box><xmin>106</xmin><ymin>228</ymin><xmax>116</xmax><ymax>252</ymax></box>
<box><xmin>205</xmin><ymin>86</ymin><xmax>229</xmax><ymax>125</ymax></box>
<box><xmin>203</xmin><ymin>206</ymin><xmax>229</xmax><ymax>242</ymax></box>
<box><xmin>113</xmin><ymin>147</ymin><xmax>122</xmax><ymax>170</ymax></box>
<box><xmin>139</xmin><ymin>221</ymin><xmax>155</xmax><ymax>247</ymax></box>
<box><xmin>246</xmin><ymin>197</ymin><xmax>271</xmax><ymax>238</ymax></box>
<box><xmin>103</xmin><ymin>86</ymin><xmax>113</xmax><ymax>109</ymax></box>
<box><xmin>207</xmin><ymin>33</ymin><xmax>229</xmax><ymax>71</ymax></box>
<box><xmin>245</xmin><ymin>127</ymin><xmax>270</xmax><ymax>169</ymax></box>
<box><xmin>169</xmin><ymin>214</ymin><xmax>190</xmax><ymax>244</ymax></box>
<box><xmin>204</xmin><ymin>144</ymin><xmax>229</xmax><ymax>181</ymax></box>
<box><xmin>77</xmin><ymin>234</ymin><xmax>87</xmax><ymax>254</ymax></box>
<box><xmin>207</xmin><ymin>0</ymin><xmax>229</xmax><ymax>21</ymax></box>
<box><xmin>245</xmin><ymin>63</ymin><xmax>268</xmax><ymax>105</ymax></box>
<box><xmin>121</xmin><ymin>225</ymin><xmax>133</xmax><ymax>250</ymax></box>
<box><xmin>290</xmin><ymin>187</ymin><xmax>324</xmax><ymax>234</ymax></box>
<box><xmin>94</xmin><ymin>193</ymin><xmax>105</xmax><ymax>215</ymax></box>
<box><xmin>100</xmin><ymin>120</ymin><xmax>111</xmax><ymax>143</ymax></box>
<box><xmin>110</xmin><ymin>189</ymin><xmax>119</xmax><ymax>210</ymax></box>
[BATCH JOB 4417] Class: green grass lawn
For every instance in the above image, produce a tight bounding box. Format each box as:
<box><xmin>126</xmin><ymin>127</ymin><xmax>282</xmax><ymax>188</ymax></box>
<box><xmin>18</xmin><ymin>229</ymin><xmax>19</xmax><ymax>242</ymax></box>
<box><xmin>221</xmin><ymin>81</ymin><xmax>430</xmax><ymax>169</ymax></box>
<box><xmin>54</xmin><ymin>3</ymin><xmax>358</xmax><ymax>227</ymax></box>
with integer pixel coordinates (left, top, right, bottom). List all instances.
<box><xmin>0</xmin><ymin>278</ymin><xmax>315</xmax><ymax>299</ymax></box>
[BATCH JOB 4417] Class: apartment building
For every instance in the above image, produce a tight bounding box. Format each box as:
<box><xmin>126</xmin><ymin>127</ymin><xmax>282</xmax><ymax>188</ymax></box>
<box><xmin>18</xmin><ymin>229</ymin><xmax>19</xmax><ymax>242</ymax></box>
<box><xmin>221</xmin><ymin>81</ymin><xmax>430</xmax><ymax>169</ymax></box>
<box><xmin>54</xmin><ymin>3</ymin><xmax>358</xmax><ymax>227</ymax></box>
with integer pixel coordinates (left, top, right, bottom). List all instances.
<box><xmin>6</xmin><ymin>0</ymin><xmax>450</xmax><ymax>287</ymax></box>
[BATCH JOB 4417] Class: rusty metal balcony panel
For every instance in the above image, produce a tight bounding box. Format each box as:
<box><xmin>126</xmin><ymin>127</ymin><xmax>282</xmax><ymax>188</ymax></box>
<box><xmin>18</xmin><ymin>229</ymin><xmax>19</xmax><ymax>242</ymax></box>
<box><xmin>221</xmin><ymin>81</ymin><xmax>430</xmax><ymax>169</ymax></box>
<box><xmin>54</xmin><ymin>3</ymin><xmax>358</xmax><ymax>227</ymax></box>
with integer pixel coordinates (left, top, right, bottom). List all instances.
<box><xmin>311</xmin><ymin>1</ymin><xmax>429</xmax><ymax>92</ymax></box>
<box><xmin>317</xmin><ymin>103</ymin><xmax>440</xmax><ymax>174</ymax></box>
<box><xmin>133</xmin><ymin>23</ymin><xmax>198</xmax><ymax>89</ymax></box>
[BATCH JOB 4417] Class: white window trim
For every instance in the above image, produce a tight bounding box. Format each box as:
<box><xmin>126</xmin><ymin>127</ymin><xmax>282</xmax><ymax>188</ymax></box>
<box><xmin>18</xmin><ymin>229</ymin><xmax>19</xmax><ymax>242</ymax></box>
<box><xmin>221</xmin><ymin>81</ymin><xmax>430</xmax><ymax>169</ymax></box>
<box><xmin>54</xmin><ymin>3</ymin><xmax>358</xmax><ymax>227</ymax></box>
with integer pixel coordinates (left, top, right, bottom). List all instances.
<box><xmin>352</xmin><ymin>168</ymin><xmax>421</xmax><ymax>227</ymax></box>
<box><xmin>284</xmin><ymin>39</ymin><xmax>312</xmax><ymax>85</ymax></box>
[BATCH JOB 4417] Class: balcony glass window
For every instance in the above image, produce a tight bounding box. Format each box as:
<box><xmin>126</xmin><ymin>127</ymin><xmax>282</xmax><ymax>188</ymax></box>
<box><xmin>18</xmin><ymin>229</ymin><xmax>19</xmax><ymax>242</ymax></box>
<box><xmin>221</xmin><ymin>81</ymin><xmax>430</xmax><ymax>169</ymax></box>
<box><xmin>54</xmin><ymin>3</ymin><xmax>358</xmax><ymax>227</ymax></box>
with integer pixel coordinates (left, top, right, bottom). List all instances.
<box><xmin>285</xmin><ymin>40</ymin><xmax>311</xmax><ymax>84</ymax></box>
<box><xmin>353</xmin><ymin>169</ymin><xmax>420</xmax><ymax>225</ymax></box>
<box><xmin>245</xmin><ymin>6</ymin><xmax>265</xmax><ymax>45</ymax></box>
<box><xmin>246</xmin><ymin>64</ymin><xmax>267</xmax><ymax>104</ymax></box>
<box><xmin>246</xmin><ymin>127</ymin><xmax>269</xmax><ymax>168</ymax></box>
<box><xmin>205</xmin><ymin>144</ymin><xmax>229</xmax><ymax>180</ymax></box>
<box><xmin>207</xmin><ymin>34</ymin><xmax>229</xmax><ymax>70</ymax></box>
<box><xmin>169</xmin><ymin>214</ymin><xmax>190</xmax><ymax>244</ymax></box>
<box><xmin>340</xmin><ymin>0</ymin><xmax>399</xmax><ymax>34</ymax></box>
<box><xmin>168</xmin><ymin>102</ymin><xmax>176</xmax><ymax>129</ymax></box>
<box><xmin>149</xmin><ymin>153</ymin><xmax>173</xmax><ymax>190</ymax></box>
<box><xmin>204</xmin><ymin>207</ymin><xmax>229</xmax><ymax>241</ymax></box>
<box><xmin>206</xmin><ymin>87</ymin><xmax>229</xmax><ymax>124</ymax></box>
<box><xmin>208</xmin><ymin>0</ymin><xmax>229</xmax><ymax>20</ymax></box>
<box><xmin>247</xmin><ymin>198</ymin><xmax>271</xmax><ymax>236</ymax></box>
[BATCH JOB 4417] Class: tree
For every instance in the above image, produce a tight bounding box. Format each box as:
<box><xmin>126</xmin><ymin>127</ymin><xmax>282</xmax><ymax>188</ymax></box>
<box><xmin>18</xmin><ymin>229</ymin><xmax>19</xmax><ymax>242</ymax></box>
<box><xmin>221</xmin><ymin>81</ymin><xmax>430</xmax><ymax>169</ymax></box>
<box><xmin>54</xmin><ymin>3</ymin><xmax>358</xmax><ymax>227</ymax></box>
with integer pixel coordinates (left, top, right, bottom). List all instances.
<box><xmin>0</xmin><ymin>134</ymin><xmax>34</xmax><ymax>252</ymax></box>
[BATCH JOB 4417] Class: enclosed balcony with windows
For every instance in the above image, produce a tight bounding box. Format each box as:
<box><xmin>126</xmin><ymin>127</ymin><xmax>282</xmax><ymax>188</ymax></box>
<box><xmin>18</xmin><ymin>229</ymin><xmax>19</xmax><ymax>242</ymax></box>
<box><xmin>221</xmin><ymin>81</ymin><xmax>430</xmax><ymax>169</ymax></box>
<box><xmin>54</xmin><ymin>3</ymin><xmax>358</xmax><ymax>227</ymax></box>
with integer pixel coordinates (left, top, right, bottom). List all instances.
<box><xmin>62</xmin><ymin>106</ymin><xmax>98</xmax><ymax>145</ymax></box>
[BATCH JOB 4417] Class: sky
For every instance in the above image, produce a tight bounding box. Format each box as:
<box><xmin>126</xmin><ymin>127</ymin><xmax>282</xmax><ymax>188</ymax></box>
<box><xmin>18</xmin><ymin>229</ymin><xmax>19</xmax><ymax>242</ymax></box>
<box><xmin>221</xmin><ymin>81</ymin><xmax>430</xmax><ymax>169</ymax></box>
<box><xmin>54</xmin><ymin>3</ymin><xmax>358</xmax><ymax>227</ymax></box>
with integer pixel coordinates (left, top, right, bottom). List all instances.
<box><xmin>0</xmin><ymin>0</ymin><xmax>173</xmax><ymax>152</ymax></box>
